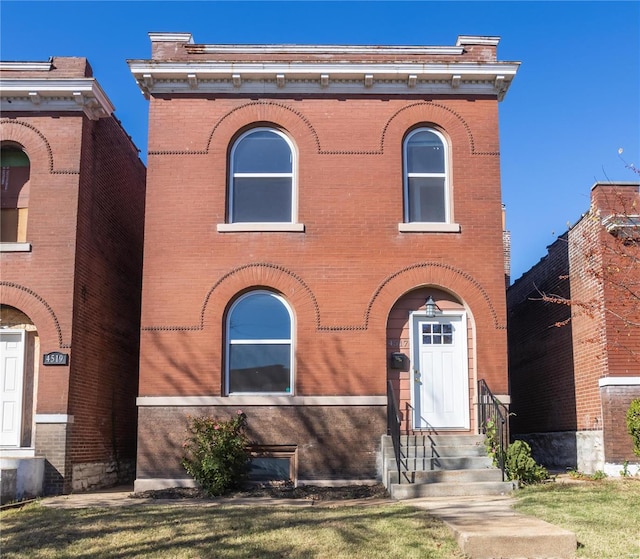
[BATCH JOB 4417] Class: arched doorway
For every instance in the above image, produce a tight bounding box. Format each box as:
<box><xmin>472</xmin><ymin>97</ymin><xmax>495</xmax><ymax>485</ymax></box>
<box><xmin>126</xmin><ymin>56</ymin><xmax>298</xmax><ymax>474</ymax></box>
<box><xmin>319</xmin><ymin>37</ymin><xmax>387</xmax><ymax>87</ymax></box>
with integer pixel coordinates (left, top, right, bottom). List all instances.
<box><xmin>0</xmin><ymin>305</ymin><xmax>38</xmax><ymax>451</ymax></box>
<box><xmin>386</xmin><ymin>287</ymin><xmax>474</xmax><ymax>433</ymax></box>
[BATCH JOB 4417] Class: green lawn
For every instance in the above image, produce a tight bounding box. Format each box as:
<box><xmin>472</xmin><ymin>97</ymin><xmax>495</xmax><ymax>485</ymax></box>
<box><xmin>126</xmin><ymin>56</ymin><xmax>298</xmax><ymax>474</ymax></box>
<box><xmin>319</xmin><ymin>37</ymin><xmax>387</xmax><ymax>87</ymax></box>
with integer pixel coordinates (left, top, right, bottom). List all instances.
<box><xmin>0</xmin><ymin>503</ymin><xmax>464</xmax><ymax>559</ymax></box>
<box><xmin>2</xmin><ymin>479</ymin><xmax>638</xmax><ymax>559</ymax></box>
<box><xmin>513</xmin><ymin>479</ymin><xmax>640</xmax><ymax>559</ymax></box>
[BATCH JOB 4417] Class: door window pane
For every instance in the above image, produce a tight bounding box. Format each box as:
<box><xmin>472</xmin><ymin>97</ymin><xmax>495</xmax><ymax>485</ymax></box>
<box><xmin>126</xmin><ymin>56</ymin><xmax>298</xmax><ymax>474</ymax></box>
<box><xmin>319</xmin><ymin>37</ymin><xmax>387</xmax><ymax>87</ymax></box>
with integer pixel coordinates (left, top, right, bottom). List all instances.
<box><xmin>422</xmin><ymin>322</ymin><xmax>454</xmax><ymax>346</ymax></box>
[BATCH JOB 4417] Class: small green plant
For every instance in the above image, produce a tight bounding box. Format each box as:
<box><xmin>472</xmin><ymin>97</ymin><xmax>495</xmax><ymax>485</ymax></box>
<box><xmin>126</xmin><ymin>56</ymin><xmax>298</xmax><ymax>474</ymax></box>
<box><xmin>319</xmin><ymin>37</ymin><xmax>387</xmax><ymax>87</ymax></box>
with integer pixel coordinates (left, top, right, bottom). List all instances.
<box><xmin>627</xmin><ymin>398</ymin><xmax>640</xmax><ymax>457</ymax></box>
<box><xmin>620</xmin><ymin>461</ymin><xmax>630</xmax><ymax>477</ymax></box>
<box><xmin>182</xmin><ymin>410</ymin><xmax>250</xmax><ymax>496</ymax></box>
<box><xmin>567</xmin><ymin>468</ymin><xmax>609</xmax><ymax>480</ymax></box>
<box><xmin>504</xmin><ymin>440</ymin><xmax>549</xmax><ymax>485</ymax></box>
<box><xmin>483</xmin><ymin>418</ymin><xmax>503</xmax><ymax>467</ymax></box>
<box><xmin>590</xmin><ymin>469</ymin><xmax>607</xmax><ymax>480</ymax></box>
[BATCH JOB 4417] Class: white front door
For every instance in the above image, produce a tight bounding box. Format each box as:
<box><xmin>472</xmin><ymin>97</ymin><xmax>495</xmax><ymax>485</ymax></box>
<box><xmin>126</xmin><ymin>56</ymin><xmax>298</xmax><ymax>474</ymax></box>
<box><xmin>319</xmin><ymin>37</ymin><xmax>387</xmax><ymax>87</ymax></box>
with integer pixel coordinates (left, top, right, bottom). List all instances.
<box><xmin>1</xmin><ymin>330</ymin><xmax>25</xmax><ymax>447</ymax></box>
<box><xmin>412</xmin><ymin>314</ymin><xmax>469</xmax><ymax>430</ymax></box>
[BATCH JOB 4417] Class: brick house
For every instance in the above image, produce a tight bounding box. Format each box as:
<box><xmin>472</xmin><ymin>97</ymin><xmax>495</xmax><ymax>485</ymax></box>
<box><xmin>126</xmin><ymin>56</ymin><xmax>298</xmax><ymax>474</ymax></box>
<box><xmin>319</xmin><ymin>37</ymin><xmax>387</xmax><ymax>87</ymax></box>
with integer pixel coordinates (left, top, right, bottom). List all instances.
<box><xmin>128</xmin><ymin>33</ymin><xmax>519</xmax><ymax>490</ymax></box>
<box><xmin>508</xmin><ymin>182</ymin><xmax>640</xmax><ymax>476</ymax></box>
<box><xmin>0</xmin><ymin>57</ymin><xmax>146</xmax><ymax>499</ymax></box>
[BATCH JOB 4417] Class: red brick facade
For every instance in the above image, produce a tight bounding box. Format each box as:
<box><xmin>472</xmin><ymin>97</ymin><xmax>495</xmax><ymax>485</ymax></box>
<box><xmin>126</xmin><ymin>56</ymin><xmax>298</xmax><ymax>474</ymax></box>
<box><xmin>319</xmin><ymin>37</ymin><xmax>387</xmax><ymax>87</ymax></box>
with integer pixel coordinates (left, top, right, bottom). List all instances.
<box><xmin>508</xmin><ymin>182</ymin><xmax>640</xmax><ymax>474</ymax></box>
<box><xmin>0</xmin><ymin>58</ymin><xmax>146</xmax><ymax>494</ymax></box>
<box><xmin>130</xmin><ymin>34</ymin><xmax>518</xmax><ymax>488</ymax></box>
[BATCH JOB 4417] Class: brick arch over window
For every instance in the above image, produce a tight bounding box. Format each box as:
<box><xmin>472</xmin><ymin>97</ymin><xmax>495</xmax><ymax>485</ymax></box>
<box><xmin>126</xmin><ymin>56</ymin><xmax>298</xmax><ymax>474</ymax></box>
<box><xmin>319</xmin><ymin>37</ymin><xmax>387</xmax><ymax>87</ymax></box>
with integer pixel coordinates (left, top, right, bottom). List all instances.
<box><xmin>0</xmin><ymin>282</ymin><xmax>68</xmax><ymax>349</ymax></box>
<box><xmin>380</xmin><ymin>101</ymin><xmax>499</xmax><ymax>156</ymax></box>
<box><xmin>366</xmin><ymin>262</ymin><xmax>504</xmax><ymax>332</ymax></box>
<box><xmin>206</xmin><ymin>101</ymin><xmax>321</xmax><ymax>156</ymax></box>
<box><xmin>200</xmin><ymin>263</ymin><xmax>320</xmax><ymax>332</ymax></box>
<box><xmin>0</xmin><ymin>120</ymin><xmax>79</xmax><ymax>175</ymax></box>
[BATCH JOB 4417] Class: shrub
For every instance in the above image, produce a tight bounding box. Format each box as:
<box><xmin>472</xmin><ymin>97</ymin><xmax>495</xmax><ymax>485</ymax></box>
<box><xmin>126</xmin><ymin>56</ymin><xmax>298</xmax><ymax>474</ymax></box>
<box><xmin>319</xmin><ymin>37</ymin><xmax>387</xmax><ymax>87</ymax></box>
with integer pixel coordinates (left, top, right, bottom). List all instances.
<box><xmin>504</xmin><ymin>440</ymin><xmax>549</xmax><ymax>485</ymax></box>
<box><xmin>182</xmin><ymin>410</ymin><xmax>250</xmax><ymax>496</ymax></box>
<box><xmin>627</xmin><ymin>399</ymin><xmax>640</xmax><ymax>457</ymax></box>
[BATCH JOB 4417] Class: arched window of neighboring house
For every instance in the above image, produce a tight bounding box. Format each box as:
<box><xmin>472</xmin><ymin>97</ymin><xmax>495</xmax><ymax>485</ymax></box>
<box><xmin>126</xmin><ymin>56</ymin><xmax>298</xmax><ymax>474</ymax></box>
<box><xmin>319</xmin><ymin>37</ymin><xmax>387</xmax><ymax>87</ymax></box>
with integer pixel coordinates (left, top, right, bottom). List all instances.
<box><xmin>1</xmin><ymin>145</ymin><xmax>31</xmax><ymax>243</ymax></box>
<box><xmin>226</xmin><ymin>290</ymin><xmax>293</xmax><ymax>395</ymax></box>
<box><xmin>403</xmin><ymin>128</ymin><xmax>450</xmax><ymax>224</ymax></box>
<box><xmin>229</xmin><ymin>128</ymin><xmax>296</xmax><ymax>223</ymax></box>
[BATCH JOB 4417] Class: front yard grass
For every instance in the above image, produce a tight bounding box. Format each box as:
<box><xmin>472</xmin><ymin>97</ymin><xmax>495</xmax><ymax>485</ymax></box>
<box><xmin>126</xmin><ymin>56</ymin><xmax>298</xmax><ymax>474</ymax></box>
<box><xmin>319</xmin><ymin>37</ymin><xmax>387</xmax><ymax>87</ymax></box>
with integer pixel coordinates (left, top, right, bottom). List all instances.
<box><xmin>2</xmin><ymin>478</ymin><xmax>638</xmax><ymax>558</ymax></box>
<box><xmin>513</xmin><ymin>478</ymin><xmax>640</xmax><ymax>559</ymax></box>
<box><xmin>0</xmin><ymin>503</ymin><xmax>464</xmax><ymax>559</ymax></box>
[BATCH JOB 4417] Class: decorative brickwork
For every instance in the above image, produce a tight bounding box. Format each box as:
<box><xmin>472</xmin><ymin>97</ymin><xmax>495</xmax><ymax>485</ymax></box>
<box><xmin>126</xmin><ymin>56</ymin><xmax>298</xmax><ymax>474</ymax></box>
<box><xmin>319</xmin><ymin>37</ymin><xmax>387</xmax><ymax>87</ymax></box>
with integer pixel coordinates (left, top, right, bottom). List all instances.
<box><xmin>133</xmin><ymin>34</ymin><xmax>515</xmax><ymax>486</ymax></box>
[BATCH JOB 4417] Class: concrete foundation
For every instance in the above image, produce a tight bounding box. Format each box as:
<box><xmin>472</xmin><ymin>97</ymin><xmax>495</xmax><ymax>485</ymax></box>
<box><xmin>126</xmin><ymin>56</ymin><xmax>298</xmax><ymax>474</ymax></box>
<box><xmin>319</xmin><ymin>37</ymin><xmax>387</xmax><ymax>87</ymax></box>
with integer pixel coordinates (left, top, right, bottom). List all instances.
<box><xmin>603</xmin><ymin>462</ymin><xmax>640</xmax><ymax>477</ymax></box>
<box><xmin>515</xmin><ymin>431</ymin><xmax>604</xmax><ymax>474</ymax></box>
<box><xmin>0</xmin><ymin>457</ymin><xmax>45</xmax><ymax>504</ymax></box>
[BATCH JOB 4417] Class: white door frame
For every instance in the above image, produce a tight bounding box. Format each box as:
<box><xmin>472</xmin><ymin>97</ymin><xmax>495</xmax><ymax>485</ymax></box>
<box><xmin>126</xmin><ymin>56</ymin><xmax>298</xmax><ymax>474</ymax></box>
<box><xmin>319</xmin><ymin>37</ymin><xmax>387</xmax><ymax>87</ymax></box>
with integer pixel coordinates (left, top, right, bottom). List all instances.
<box><xmin>1</xmin><ymin>329</ymin><xmax>26</xmax><ymax>447</ymax></box>
<box><xmin>409</xmin><ymin>311</ymin><xmax>469</xmax><ymax>430</ymax></box>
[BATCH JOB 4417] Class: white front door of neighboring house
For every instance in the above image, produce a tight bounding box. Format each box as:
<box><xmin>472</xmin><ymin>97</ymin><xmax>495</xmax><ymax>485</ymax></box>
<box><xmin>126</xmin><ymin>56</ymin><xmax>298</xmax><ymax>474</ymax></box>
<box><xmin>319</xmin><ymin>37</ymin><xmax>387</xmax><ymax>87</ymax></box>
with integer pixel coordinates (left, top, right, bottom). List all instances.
<box><xmin>1</xmin><ymin>330</ymin><xmax>26</xmax><ymax>447</ymax></box>
<box><xmin>411</xmin><ymin>313</ymin><xmax>469</xmax><ymax>430</ymax></box>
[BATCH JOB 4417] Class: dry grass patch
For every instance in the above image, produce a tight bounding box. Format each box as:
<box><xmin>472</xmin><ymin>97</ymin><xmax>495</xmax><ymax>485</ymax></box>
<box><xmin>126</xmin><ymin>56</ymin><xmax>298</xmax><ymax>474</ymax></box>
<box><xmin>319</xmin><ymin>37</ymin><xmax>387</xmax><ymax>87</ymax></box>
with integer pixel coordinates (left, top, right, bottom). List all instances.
<box><xmin>1</xmin><ymin>503</ymin><xmax>465</xmax><ymax>559</ymax></box>
<box><xmin>514</xmin><ymin>478</ymin><xmax>640</xmax><ymax>559</ymax></box>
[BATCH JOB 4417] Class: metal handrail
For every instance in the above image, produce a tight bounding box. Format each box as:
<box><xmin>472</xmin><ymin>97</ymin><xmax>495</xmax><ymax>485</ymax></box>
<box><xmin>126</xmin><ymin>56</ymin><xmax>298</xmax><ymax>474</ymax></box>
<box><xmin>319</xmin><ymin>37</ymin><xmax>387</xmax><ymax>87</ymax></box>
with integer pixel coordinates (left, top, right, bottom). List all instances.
<box><xmin>386</xmin><ymin>380</ymin><xmax>402</xmax><ymax>484</ymax></box>
<box><xmin>477</xmin><ymin>379</ymin><xmax>509</xmax><ymax>481</ymax></box>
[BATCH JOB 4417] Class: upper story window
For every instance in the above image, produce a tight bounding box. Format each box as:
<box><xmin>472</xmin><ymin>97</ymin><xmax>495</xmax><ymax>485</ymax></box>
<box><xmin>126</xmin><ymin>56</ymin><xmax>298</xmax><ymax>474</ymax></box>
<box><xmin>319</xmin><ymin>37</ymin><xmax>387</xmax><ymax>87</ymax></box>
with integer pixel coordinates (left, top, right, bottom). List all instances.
<box><xmin>1</xmin><ymin>145</ymin><xmax>31</xmax><ymax>250</ymax></box>
<box><xmin>226</xmin><ymin>290</ymin><xmax>293</xmax><ymax>395</ymax></box>
<box><xmin>400</xmin><ymin>128</ymin><xmax>459</xmax><ymax>233</ymax></box>
<box><xmin>221</xmin><ymin>128</ymin><xmax>301</xmax><ymax>231</ymax></box>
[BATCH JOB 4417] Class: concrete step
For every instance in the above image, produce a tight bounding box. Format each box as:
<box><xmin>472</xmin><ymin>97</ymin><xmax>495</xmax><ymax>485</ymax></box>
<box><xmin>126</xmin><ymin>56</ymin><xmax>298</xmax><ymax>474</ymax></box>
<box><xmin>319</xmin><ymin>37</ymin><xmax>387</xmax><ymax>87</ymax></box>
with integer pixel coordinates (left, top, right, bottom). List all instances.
<box><xmin>384</xmin><ymin>444</ymin><xmax>487</xmax><ymax>459</ymax></box>
<box><xmin>388</xmin><ymin>455</ymin><xmax>493</xmax><ymax>471</ymax></box>
<box><xmin>399</xmin><ymin>434</ymin><xmax>485</xmax><ymax>447</ymax></box>
<box><xmin>390</xmin><ymin>480</ymin><xmax>515</xmax><ymax>499</ymax></box>
<box><xmin>387</xmin><ymin>468</ymin><xmax>503</xmax><ymax>486</ymax></box>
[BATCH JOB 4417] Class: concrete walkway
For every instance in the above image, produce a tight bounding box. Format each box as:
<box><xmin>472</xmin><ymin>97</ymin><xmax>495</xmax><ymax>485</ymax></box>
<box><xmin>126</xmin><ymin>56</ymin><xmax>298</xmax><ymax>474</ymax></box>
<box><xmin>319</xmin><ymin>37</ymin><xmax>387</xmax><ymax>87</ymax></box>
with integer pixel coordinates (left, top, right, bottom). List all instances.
<box><xmin>407</xmin><ymin>494</ymin><xmax>576</xmax><ymax>559</ymax></box>
<box><xmin>37</xmin><ymin>486</ymin><xmax>577</xmax><ymax>559</ymax></box>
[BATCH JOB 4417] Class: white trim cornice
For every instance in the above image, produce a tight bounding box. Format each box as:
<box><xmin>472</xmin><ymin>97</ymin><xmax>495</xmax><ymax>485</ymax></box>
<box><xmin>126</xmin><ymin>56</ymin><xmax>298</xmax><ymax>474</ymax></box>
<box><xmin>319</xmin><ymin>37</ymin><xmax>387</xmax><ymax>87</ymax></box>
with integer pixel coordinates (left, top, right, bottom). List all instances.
<box><xmin>0</xmin><ymin>61</ymin><xmax>53</xmax><ymax>71</ymax></box>
<box><xmin>456</xmin><ymin>36</ymin><xmax>501</xmax><ymax>46</ymax></box>
<box><xmin>149</xmin><ymin>32</ymin><xmax>194</xmax><ymax>43</ymax></box>
<box><xmin>0</xmin><ymin>77</ymin><xmax>115</xmax><ymax>119</ymax></box>
<box><xmin>128</xmin><ymin>60</ymin><xmax>519</xmax><ymax>100</ymax></box>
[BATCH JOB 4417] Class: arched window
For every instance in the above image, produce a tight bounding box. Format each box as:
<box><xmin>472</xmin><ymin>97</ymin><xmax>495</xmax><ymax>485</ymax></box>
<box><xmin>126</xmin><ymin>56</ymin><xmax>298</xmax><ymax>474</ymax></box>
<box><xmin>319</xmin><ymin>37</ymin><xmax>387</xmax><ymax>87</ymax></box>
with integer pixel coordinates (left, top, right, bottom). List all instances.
<box><xmin>226</xmin><ymin>290</ymin><xmax>293</xmax><ymax>395</ymax></box>
<box><xmin>1</xmin><ymin>145</ymin><xmax>30</xmax><ymax>243</ymax></box>
<box><xmin>403</xmin><ymin>128</ymin><xmax>450</xmax><ymax>223</ymax></box>
<box><xmin>229</xmin><ymin>128</ymin><xmax>295</xmax><ymax>223</ymax></box>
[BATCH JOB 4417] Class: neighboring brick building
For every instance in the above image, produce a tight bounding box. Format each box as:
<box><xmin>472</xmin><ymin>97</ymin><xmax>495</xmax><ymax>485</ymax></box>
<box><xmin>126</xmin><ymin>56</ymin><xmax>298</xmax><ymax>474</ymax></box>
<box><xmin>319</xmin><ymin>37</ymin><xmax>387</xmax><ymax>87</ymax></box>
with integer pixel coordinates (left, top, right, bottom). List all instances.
<box><xmin>128</xmin><ymin>33</ymin><xmax>519</xmax><ymax>490</ymax></box>
<box><xmin>508</xmin><ymin>182</ymin><xmax>640</xmax><ymax>475</ymax></box>
<box><xmin>0</xmin><ymin>58</ymin><xmax>146</xmax><ymax>498</ymax></box>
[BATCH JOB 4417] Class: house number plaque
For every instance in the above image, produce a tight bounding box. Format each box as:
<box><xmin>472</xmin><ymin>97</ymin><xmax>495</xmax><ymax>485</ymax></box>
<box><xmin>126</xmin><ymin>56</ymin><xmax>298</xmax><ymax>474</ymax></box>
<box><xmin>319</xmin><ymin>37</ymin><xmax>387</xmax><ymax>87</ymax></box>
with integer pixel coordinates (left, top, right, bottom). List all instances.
<box><xmin>43</xmin><ymin>352</ymin><xmax>69</xmax><ymax>366</ymax></box>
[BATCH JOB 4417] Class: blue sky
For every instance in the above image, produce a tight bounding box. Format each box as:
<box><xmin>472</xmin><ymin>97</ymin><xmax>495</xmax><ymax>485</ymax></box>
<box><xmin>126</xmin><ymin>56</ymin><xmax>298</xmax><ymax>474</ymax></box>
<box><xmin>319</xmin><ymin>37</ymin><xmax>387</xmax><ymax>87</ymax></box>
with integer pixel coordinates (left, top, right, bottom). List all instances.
<box><xmin>2</xmin><ymin>1</ymin><xmax>639</xmax><ymax>281</ymax></box>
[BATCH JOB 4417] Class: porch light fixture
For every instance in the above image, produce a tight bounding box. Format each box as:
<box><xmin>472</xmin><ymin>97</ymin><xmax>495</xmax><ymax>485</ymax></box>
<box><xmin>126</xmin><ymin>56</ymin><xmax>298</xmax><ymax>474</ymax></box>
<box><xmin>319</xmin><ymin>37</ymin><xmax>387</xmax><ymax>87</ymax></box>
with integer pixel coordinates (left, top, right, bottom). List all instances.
<box><xmin>425</xmin><ymin>296</ymin><xmax>441</xmax><ymax>318</ymax></box>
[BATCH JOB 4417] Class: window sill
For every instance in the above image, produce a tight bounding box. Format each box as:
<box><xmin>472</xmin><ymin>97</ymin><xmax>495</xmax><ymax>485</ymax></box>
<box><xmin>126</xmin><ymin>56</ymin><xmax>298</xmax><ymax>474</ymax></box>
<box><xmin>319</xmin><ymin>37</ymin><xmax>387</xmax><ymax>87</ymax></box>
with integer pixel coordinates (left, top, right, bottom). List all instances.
<box><xmin>398</xmin><ymin>223</ymin><xmax>461</xmax><ymax>233</ymax></box>
<box><xmin>217</xmin><ymin>223</ymin><xmax>305</xmax><ymax>233</ymax></box>
<box><xmin>0</xmin><ymin>242</ymin><xmax>32</xmax><ymax>252</ymax></box>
